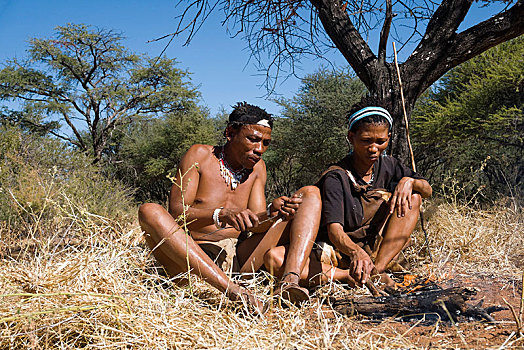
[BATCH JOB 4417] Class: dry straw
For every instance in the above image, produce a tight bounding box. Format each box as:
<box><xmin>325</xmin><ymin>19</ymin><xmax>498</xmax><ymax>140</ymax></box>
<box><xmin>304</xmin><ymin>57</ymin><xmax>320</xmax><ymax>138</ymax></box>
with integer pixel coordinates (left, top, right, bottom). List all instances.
<box><xmin>0</xmin><ymin>181</ymin><xmax>522</xmax><ymax>348</ymax></box>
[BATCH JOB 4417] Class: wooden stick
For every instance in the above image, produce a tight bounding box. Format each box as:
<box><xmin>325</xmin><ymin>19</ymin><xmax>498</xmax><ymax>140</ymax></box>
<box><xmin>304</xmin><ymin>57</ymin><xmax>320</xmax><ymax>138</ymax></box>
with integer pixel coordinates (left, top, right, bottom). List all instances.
<box><xmin>392</xmin><ymin>42</ymin><xmax>416</xmax><ymax>172</ymax></box>
<box><xmin>392</xmin><ymin>42</ymin><xmax>432</xmax><ymax>262</ymax></box>
<box><xmin>519</xmin><ymin>270</ymin><xmax>524</xmax><ymax>334</ymax></box>
<box><xmin>503</xmin><ymin>297</ymin><xmax>521</xmax><ymax>335</ymax></box>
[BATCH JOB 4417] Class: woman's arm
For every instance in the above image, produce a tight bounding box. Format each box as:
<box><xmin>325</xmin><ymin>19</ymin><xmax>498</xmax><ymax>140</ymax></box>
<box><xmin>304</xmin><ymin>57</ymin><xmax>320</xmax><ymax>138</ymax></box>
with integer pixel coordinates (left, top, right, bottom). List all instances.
<box><xmin>389</xmin><ymin>177</ymin><xmax>432</xmax><ymax>217</ymax></box>
<box><xmin>327</xmin><ymin>222</ymin><xmax>372</xmax><ymax>285</ymax></box>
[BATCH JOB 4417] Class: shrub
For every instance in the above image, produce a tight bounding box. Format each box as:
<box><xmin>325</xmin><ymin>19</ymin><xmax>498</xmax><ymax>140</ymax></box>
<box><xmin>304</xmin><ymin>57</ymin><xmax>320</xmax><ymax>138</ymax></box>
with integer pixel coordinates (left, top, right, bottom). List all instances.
<box><xmin>0</xmin><ymin>124</ymin><xmax>134</xmax><ymax>230</ymax></box>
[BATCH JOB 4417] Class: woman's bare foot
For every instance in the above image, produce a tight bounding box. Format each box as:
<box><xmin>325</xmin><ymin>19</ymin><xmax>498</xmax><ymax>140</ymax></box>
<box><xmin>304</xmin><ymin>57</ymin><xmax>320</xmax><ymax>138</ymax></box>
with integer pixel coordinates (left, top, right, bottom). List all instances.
<box><xmin>371</xmin><ymin>272</ymin><xmax>395</xmax><ymax>288</ymax></box>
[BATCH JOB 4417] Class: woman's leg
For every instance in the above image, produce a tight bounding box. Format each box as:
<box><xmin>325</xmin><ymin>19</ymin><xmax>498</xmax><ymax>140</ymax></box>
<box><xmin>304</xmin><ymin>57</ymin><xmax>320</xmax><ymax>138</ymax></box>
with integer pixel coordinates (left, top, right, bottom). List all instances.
<box><xmin>374</xmin><ymin>194</ymin><xmax>421</xmax><ymax>274</ymax></box>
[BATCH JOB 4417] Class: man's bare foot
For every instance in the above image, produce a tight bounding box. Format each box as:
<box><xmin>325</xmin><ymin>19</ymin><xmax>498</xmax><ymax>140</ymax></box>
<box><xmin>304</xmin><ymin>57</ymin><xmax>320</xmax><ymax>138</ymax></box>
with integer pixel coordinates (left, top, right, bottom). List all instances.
<box><xmin>228</xmin><ymin>287</ymin><xmax>265</xmax><ymax>316</ymax></box>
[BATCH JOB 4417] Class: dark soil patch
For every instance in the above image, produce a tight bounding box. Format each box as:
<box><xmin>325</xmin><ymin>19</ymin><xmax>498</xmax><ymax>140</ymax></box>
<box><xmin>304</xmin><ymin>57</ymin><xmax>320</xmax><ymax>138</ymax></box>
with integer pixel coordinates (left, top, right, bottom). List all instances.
<box><xmin>318</xmin><ymin>273</ymin><xmax>523</xmax><ymax>348</ymax></box>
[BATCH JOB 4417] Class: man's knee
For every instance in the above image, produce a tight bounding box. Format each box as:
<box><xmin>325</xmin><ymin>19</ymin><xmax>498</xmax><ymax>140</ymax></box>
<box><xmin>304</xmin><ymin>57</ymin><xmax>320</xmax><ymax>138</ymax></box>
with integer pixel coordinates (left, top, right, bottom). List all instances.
<box><xmin>138</xmin><ymin>202</ymin><xmax>161</xmax><ymax>219</ymax></box>
<box><xmin>297</xmin><ymin>185</ymin><xmax>320</xmax><ymax>199</ymax></box>
<box><xmin>138</xmin><ymin>203</ymin><xmax>165</xmax><ymax>228</ymax></box>
<box><xmin>296</xmin><ymin>186</ymin><xmax>322</xmax><ymax>214</ymax></box>
<box><xmin>263</xmin><ymin>246</ymin><xmax>285</xmax><ymax>271</ymax></box>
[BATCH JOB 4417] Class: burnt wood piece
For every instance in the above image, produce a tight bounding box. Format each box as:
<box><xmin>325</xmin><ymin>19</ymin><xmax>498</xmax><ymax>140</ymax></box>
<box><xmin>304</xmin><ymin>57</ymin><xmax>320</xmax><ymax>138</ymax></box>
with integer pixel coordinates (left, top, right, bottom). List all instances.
<box><xmin>331</xmin><ymin>287</ymin><xmax>505</xmax><ymax>322</ymax></box>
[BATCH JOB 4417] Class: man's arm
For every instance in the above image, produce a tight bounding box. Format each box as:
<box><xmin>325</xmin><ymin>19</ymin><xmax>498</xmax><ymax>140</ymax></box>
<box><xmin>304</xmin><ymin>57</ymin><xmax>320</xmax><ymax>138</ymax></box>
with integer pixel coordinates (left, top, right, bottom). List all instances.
<box><xmin>220</xmin><ymin>160</ymin><xmax>268</xmax><ymax>233</ymax></box>
<box><xmin>247</xmin><ymin>161</ymin><xmax>303</xmax><ymax>232</ymax></box>
<box><xmin>168</xmin><ymin>145</ymin><xmax>215</xmax><ymax>229</ymax></box>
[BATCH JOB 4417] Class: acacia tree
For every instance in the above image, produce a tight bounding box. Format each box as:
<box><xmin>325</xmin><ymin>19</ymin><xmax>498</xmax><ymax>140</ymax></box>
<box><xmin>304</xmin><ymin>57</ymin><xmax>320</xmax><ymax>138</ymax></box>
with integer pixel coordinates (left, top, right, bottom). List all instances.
<box><xmin>264</xmin><ymin>69</ymin><xmax>365</xmax><ymax>196</ymax></box>
<box><xmin>168</xmin><ymin>0</ymin><xmax>523</xmax><ymax>162</ymax></box>
<box><xmin>0</xmin><ymin>23</ymin><xmax>198</xmax><ymax>163</ymax></box>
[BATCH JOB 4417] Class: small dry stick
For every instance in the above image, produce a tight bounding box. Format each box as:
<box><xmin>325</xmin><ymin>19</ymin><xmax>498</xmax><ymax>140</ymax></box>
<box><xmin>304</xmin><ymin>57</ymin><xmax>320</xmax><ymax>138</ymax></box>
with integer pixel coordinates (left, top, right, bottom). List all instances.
<box><xmin>392</xmin><ymin>42</ymin><xmax>433</xmax><ymax>262</ymax></box>
<box><xmin>164</xmin><ymin>163</ymin><xmax>199</xmax><ymax>299</ymax></box>
<box><xmin>203</xmin><ymin>192</ymin><xmax>304</xmax><ymax>237</ymax></box>
<box><xmin>439</xmin><ymin>300</ymin><xmax>468</xmax><ymax>347</ymax></box>
<box><xmin>0</xmin><ymin>292</ymin><xmax>132</xmax><ymax>314</ymax></box>
<box><xmin>503</xmin><ymin>297</ymin><xmax>522</xmax><ymax>335</ymax></box>
<box><xmin>519</xmin><ymin>270</ymin><xmax>524</xmax><ymax>335</ymax></box>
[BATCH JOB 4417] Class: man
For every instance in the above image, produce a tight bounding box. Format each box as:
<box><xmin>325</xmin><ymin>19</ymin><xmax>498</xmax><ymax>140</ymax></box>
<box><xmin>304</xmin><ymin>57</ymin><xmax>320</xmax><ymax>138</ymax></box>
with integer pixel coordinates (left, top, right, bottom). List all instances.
<box><xmin>138</xmin><ymin>102</ymin><xmax>321</xmax><ymax>312</ymax></box>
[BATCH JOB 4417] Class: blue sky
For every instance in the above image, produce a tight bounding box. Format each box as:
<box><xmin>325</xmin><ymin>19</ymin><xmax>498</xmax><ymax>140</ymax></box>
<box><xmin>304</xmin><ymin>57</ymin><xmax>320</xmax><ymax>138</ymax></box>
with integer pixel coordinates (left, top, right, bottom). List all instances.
<box><xmin>0</xmin><ymin>0</ymin><xmax>509</xmax><ymax>117</ymax></box>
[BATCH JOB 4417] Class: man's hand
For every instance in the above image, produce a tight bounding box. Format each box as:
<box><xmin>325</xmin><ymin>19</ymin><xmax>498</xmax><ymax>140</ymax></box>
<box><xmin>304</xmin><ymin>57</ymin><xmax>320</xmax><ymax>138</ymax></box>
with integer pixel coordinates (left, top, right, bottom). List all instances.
<box><xmin>219</xmin><ymin>208</ymin><xmax>259</xmax><ymax>231</ymax></box>
<box><xmin>270</xmin><ymin>193</ymin><xmax>303</xmax><ymax>221</ymax></box>
<box><xmin>389</xmin><ymin>177</ymin><xmax>414</xmax><ymax>218</ymax></box>
<box><xmin>347</xmin><ymin>245</ymin><xmax>375</xmax><ymax>285</ymax></box>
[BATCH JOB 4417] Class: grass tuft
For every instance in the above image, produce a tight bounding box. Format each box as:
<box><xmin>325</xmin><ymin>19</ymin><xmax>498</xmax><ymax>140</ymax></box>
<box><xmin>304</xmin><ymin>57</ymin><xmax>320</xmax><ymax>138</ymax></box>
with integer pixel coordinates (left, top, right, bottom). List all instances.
<box><xmin>0</xmin><ymin>177</ymin><xmax>522</xmax><ymax>348</ymax></box>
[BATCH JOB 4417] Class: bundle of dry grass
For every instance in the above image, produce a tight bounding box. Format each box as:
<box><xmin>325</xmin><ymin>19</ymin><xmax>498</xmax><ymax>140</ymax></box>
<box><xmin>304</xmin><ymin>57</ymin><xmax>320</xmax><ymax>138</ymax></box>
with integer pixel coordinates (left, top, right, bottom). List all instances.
<box><xmin>0</xmin><ymin>186</ymin><xmax>522</xmax><ymax>348</ymax></box>
<box><xmin>406</xmin><ymin>200</ymin><xmax>524</xmax><ymax>279</ymax></box>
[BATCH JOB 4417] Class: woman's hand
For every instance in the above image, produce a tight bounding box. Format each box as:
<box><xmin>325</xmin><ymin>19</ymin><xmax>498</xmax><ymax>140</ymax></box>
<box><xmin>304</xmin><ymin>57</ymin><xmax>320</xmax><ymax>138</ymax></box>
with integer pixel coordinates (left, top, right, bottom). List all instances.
<box><xmin>389</xmin><ymin>177</ymin><xmax>415</xmax><ymax>217</ymax></box>
<box><xmin>347</xmin><ymin>245</ymin><xmax>375</xmax><ymax>285</ymax></box>
<box><xmin>327</xmin><ymin>222</ymin><xmax>373</xmax><ymax>284</ymax></box>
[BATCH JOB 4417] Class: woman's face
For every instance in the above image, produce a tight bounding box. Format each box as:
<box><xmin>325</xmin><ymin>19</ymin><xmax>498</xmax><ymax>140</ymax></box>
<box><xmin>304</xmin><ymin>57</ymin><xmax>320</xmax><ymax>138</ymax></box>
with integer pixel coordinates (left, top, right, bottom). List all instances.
<box><xmin>348</xmin><ymin>123</ymin><xmax>390</xmax><ymax>167</ymax></box>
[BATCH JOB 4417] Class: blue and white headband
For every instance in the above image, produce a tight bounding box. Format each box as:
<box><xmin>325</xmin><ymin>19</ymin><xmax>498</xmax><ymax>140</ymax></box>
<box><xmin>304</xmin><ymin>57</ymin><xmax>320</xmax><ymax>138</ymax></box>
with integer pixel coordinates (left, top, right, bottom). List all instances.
<box><xmin>348</xmin><ymin>106</ymin><xmax>393</xmax><ymax>130</ymax></box>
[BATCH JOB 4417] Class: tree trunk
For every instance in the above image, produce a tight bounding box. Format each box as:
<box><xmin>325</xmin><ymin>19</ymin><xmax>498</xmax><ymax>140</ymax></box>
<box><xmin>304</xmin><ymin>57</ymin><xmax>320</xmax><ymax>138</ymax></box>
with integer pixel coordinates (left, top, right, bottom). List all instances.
<box><xmin>311</xmin><ymin>0</ymin><xmax>524</xmax><ymax>165</ymax></box>
<box><xmin>361</xmin><ymin>64</ymin><xmax>414</xmax><ymax>165</ymax></box>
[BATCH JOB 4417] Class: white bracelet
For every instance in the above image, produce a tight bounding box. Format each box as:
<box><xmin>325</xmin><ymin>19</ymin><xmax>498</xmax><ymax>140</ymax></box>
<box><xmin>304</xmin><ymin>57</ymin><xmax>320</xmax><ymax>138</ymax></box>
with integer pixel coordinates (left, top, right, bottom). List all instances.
<box><xmin>267</xmin><ymin>203</ymin><xmax>272</xmax><ymax>217</ymax></box>
<box><xmin>213</xmin><ymin>207</ymin><xmax>223</xmax><ymax>229</ymax></box>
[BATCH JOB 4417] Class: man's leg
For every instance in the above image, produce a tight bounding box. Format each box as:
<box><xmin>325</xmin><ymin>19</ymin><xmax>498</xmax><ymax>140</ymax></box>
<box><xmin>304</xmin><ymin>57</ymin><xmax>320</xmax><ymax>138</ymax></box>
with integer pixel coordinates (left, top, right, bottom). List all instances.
<box><xmin>237</xmin><ymin>186</ymin><xmax>321</xmax><ymax>275</ymax></box>
<box><xmin>138</xmin><ymin>203</ymin><xmax>263</xmax><ymax>311</ymax></box>
<box><xmin>276</xmin><ymin>186</ymin><xmax>321</xmax><ymax>288</ymax></box>
<box><xmin>374</xmin><ymin>194</ymin><xmax>421</xmax><ymax>274</ymax></box>
<box><xmin>236</xmin><ymin>186</ymin><xmax>321</xmax><ymax>303</ymax></box>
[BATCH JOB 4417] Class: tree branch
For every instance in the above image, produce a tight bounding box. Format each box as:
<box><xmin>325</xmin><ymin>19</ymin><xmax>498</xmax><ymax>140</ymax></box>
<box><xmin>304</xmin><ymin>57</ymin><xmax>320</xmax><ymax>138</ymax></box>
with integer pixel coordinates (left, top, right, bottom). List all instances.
<box><xmin>406</xmin><ymin>0</ymin><xmax>523</xmax><ymax>99</ymax></box>
<box><xmin>441</xmin><ymin>2</ymin><xmax>523</xmax><ymax>79</ymax></box>
<box><xmin>310</xmin><ymin>0</ymin><xmax>377</xmax><ymax>87</ymax></box>
<box><xmin>378</xmin><ymin>0</ymin><xmax>393</xmax><ymax>63</ymax></box>
<box><xmin>55</xmin><ymin>104</ymin><xmax>87</xmax><ymax>151</ymax></box>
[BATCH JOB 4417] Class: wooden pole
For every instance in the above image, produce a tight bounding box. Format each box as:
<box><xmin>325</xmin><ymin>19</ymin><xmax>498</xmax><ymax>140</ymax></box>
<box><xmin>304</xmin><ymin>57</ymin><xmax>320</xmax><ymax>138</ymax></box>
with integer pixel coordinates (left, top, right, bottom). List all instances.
<box><xmin>392</xmin><ymin>42</ymin><xmax>432</xmax><ymax>262</ymax></box>
<box><xmin>392</xmin><ymin>42</ymin><xmax>416</xmax><ymax>172</ymax></box>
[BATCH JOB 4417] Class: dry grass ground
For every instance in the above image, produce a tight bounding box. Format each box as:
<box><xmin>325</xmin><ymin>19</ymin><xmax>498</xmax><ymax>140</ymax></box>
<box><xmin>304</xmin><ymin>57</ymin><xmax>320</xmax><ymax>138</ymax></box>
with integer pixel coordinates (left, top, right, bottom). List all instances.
<box><xmin>0</xmin><ymin>192</ymin><xmax>522</xmax><ymax>349</ymax></box>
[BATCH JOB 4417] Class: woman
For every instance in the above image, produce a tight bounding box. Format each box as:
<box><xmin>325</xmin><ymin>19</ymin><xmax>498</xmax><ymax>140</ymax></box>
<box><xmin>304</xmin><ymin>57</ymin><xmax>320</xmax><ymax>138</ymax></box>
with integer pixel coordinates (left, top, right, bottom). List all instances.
<box><xmin>265</xmin><ymin>105</ymin><xmax>432</xmax><ymax>289</ymax></box>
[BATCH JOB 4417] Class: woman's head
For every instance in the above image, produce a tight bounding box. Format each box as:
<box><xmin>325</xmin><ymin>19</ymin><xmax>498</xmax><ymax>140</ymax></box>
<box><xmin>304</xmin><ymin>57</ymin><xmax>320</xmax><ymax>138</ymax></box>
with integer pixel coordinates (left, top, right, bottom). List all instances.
<box><xmin>347</xmin><ymin>106</ymin><xmax>392</xmax><ymax>132</ymax></box>
<box><xmin>347</xmin><ymin>105</ymin><xmax>392</xmax><ymax>166</ymax></box>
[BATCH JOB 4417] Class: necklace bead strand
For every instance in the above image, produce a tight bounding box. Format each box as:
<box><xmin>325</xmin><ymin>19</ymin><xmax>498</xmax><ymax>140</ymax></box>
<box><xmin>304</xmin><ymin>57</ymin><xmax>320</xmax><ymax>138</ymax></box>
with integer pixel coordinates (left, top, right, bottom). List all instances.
<box><xmin>218</xmin><ymin>146</ymin><xmax>249</xmax><ymax>190</ymax></box>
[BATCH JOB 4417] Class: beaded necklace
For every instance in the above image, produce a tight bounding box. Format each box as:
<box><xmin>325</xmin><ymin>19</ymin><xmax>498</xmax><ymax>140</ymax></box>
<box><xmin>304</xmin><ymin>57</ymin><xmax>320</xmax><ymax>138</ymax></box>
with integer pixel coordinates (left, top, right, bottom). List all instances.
<box><xmin>348</xmin><ymin>152</ymin><xmax>375</xmax><ymax>185</ymax></box>
<box><xmin>218</xmin><ymin>146</ymin><xmax>250</xmax><ymax>190</ymax></box>
<box><xmin>365</xmin><ymin>170</ymin><xmax>375</xmax><ymax>185</ymax></box>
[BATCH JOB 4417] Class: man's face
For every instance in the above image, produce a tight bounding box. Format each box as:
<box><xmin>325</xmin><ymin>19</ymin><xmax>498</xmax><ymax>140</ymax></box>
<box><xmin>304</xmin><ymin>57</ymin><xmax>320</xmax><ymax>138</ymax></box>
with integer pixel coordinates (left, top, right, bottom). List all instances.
<box><xmin>226</xmin><ymin>124</ymin><xmax>272</xmax><ymax>169</ymax></box>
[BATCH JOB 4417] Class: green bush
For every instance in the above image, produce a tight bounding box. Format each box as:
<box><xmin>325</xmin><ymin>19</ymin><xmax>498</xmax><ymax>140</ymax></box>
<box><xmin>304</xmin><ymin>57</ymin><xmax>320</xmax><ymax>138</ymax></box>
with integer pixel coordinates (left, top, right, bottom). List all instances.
<box><xmin>0</xmin><ymin>124</ymin><xmax>134</xmax><ymax>228</ymax></box>
<box><xmin>266</xmin><ymin>68</ymin><xmax>365</xmax><ymax>196</ymax></box>
<box><xmin>109</xmin><ymin>106</ymin><xmax>219</xmax><ymax>202</ymax></box>
<box><xmin>412</xmin><ymin>37</ymin><xmax>523</xmax><ymax>204</ymax></box>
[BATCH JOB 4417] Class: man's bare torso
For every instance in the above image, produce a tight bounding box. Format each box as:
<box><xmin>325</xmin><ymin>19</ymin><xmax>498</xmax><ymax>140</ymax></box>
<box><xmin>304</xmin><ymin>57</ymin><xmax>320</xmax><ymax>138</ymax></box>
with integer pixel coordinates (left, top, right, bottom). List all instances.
<box><xmin>170</xmin><ymin>144</ymin><xmax>265</xmax><ymax>242</ymax></box>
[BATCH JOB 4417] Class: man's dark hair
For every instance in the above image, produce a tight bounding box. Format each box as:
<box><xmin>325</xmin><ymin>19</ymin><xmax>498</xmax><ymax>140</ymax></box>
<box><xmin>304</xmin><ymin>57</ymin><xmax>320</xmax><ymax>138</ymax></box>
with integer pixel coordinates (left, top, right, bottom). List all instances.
<box><xmin>228</xmin><ymin>102</ymin><xmax>273</xmax><ymax>129</ymax></box>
